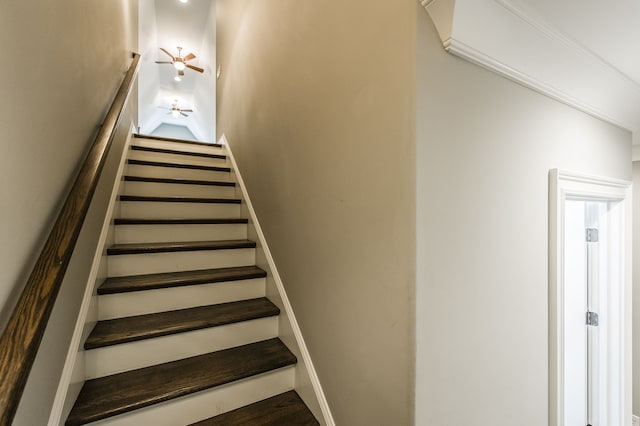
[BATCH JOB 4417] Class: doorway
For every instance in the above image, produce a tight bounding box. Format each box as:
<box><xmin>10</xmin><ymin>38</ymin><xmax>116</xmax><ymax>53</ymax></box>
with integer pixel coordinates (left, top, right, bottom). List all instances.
<box><xmin>550</xmin><ymin>169</ymin><xmax>632</xmax><ymax>426</ymax></box>
<box><xmin>137</xmin><ymin>0</ymin><xmax>217</xmax><ymax>141</ymax></box>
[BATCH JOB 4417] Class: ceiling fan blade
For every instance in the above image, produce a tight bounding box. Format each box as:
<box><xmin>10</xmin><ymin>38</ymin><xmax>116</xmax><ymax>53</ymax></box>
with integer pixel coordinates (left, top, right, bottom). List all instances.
<box><xmin>181</xmin><ymin>112</ymin><xmax>189</xmax><ymax>117</ymax></box>
<box><xmin>155</xmin><ymin>61</ymin><xmax>173</xmax><ymax>64</ymax></box>
<box><xmin>159</xmin><ymin>47</ymin><xmax>176</xmax><ymax>60</ymax></box>
<box><xmin>183</xmin><ymin>53</ymin><xmax>196</xmax><ymax>61</ymax></box>
<box><xmin>178</xmin><ymin>69</ymin><xmax>185</xmax><ymax>76</ymax></box>
<box><xmin>158</xmin><ymin>107</ymin><xmax>170</xmax><ymax>110</ymax></box>
<box><xmin>186</xmin><ymin>64</ymin><xmax>204</xmax><ymax>73</ymax></box>
<box><xmin>181</xmin><ymin>109</ymin><xmax>193</xmax><ymax>112</ymax></box>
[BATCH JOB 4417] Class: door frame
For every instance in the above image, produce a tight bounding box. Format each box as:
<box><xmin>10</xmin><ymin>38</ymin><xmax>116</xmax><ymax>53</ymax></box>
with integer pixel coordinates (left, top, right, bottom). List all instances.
<box><xmin>549</xmin><ymin>168</ymin><xmax>632</xmax><ymax>426</ymax></box>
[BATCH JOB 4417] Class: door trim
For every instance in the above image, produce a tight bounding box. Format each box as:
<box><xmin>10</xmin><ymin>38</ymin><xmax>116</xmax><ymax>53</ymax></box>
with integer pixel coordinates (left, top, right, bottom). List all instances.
<box><xmin>549</xmin><ymin>169</ymin><xmax>632</xmax><ymax>426</ymax></box>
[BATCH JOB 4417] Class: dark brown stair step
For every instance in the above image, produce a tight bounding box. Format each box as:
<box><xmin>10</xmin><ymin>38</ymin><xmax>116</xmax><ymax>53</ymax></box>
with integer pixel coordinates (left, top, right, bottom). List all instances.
<box><xmin>120</xmin><ymin>195</ymin><xmax>241</xmax><ymax>204</ymax></box>
<box><xmin>131</xmin><ymin>145</ymin><xmax>226</xmax><ymax>160</ymax></box>
<box><xmin>98</xmin><ymin>266</ymin><xmax>267</xmax><ymax>294</ymax></box>
<box><xmin>189</xmin><ymin>391</ymin><xmax>319</xmax><ymax>426</ymax></box>
<box><xmin>114</xmin><ymin>218</ymin><xmax>248</xmax><ymax>225</ymax></box>
<box><xmin>107</xmin><ymin>240</ymin><xmax>256</xmax><ymax>256</ymax></box>
<box><xmin>127</xmin><ymin>158</ymin><xmax>230</xmax><ymax>172</ymax></box>
<box><xmin>66</xmin><ymin>338</ymin><xmax>296</xmax><ymax>426</ymax></box>
<box><xmin>85</xmin><ymin>298</ymin><xmax>279</xmax><ymax>350</ymax></box>
<box><xmin>124</xmin><ymin>175</ymin><xmax>235</xmax><ymax>187</ymax></box>
<box><xmin>134</xmin><ymin>134</ymin><xmax>223</xmax><ymax>148</ymax></box>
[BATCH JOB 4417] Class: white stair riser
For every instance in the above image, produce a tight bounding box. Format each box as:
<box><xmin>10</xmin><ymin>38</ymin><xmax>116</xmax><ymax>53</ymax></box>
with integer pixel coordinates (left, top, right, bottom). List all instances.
<box><xmin>87</xmin><ymin>367</ymin><xmax>295</xmax><ymax>426</ymax></box>
<box><xmin>133</xmin><ymin>139</ymin><xmax>226</xmax><ymax>156</ymax></box>
<box><xmin>126</xmin><ymin>164</ymin><xmax>231</xmax><ymax>182</ymax></box>
<box><xmin>129</xmin><ymin>150</ymin><xmax>228</xmax><ymax>167</ymax></box>
<box><xmin>86</xmin><ymin>317</ymin><xmax>278</xmax><ymax>379</ymax></box>
<box><xmin>107</xmin><ymin>249</ymin><xmax>255</xmax><ymax>277</ymax></box>
<box><xmin>120</xmin><ymin>201</ymin><xmax>241</xmax><ymax>219</ymax></box>
<box><xmin>99</xmin><ymin>278</ymin><xmax>266</xmax><ymax>320</ymax></box>
<box><xmin>114</xmin><ymin>223</ymin><xmax>248</xmax><ymax>244</ymax></box>
<box><xmin>122</xmin><ymin>181</ymin><xmax>236</xmax><ymax>199</ymax></box>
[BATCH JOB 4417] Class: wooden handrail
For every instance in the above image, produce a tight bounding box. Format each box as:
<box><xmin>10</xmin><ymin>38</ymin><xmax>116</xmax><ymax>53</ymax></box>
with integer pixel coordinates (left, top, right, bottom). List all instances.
<box><xmin>0</xmin><ymin>52</ymin><xmax>141</xmax><ymax>425</ymax></box>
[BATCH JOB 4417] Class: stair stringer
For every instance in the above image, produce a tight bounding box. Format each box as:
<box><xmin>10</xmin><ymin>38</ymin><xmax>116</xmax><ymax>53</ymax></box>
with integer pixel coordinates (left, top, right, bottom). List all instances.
<box><xmin>47</xmin><ymin>127</ymin><xmax>136</xmax><ymax>426</ymax></box>
<box><xmin>221</xmin><ymin>134</ymin><xmax>335</xmax><ymax>426</ymax></box>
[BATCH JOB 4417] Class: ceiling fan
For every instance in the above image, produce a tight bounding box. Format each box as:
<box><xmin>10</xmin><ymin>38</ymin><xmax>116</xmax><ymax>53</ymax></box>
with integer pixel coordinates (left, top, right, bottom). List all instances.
<box><xmin>160</xmin><ymin>100</ymin><xmax>193</xmax><ymax>118</ymax></box>
<box><xmin>155</xmin><ymin>46</ymin><xmax>204</xmax><ymax>76</ymax></box>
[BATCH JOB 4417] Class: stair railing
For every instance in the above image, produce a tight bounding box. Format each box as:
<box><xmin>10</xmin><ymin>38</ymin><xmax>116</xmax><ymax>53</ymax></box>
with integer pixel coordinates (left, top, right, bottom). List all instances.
<box><xmin>0</xmin><ymin>52</ymin><xmax>141</xmax><ymax>426</ymax></box>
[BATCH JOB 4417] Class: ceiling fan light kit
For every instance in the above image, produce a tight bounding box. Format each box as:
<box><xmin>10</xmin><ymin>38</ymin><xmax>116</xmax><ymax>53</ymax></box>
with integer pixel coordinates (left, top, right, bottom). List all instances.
<box><xmin>155</xmin><ymin>45</ymin><xmax>204</xmax><ymax>119</ymax></box>
<box><xmin>160</xmin><ymin>99</ymin><xmax>194</xmax><ymax>118</ymax></box>
<box><xmin>155</xmin><ymin>46</ymin><xmax>204</xmax><ymax>75</ymax></box>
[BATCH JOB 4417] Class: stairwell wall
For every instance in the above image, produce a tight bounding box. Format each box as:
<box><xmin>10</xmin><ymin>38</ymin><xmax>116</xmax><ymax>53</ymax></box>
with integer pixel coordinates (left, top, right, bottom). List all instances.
<box><xmin>0</xmin><ymin>0</ymin><xmax>139</xmax><ymax>328</ymax></box>
<box><xmin>415</xmin><ymin>5</ymin><xmax>632</xmax><ymax>425</ymax></box>
<box><xmin>0</xmin><ymin>0</ymin><xmax>138</xmax><ymax>423</ymax></box>
<box><xmin>216</xmin><ymin>1</ymin><xmax>416</xmax><ymax>425</ymax></box>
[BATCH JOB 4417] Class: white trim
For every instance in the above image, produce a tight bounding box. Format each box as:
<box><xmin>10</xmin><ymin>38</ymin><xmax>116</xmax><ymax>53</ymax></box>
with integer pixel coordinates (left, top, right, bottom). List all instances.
<box><xmin>549</xmin><ymin>169</ymin><xmax>632</xmax><ymax>426</ymax></box>
<box><xmin>48</xmin><ymin>127</ymin><xmax>135</xmax><ymax>426</ymax></box>
<box><xmin>220</xmin><ymin>134</ymin><xmax>335</xmax><ymax>426</ymax></box>
<box><xmin>420</xmin><ymin>0</ymin><xmax>640</xmax><ymax>140</ymax></box>
<box><xmin>445</xmin><ymin>38</ymin><xmax>629</xmax><ymax>131</ymax></box>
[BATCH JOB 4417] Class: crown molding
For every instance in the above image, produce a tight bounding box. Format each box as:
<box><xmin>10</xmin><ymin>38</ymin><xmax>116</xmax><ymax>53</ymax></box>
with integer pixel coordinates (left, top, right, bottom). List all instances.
<box><xmin>445</xmin><ymin>38</ymin><xmax>628</xmax><ymax>131</ymax></box>
<box><xmin>420</xmin><ymin>0</ymin><xmax>640</xmax><ymax>142</ymax></box>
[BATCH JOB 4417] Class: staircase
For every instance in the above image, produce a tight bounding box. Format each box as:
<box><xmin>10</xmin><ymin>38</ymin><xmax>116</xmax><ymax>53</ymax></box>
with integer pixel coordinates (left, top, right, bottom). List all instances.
<box><xmin>66</xmin><ymin>135</ymin><xmax>319</xmax><ymax>425</ymax></box>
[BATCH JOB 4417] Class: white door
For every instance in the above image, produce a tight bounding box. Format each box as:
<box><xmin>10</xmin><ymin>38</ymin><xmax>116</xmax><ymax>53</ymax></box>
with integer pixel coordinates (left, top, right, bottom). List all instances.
<box><xmin>564</xmin><ymin>200</ymin><xmax>612</xmax><ymax>426</ymax></box>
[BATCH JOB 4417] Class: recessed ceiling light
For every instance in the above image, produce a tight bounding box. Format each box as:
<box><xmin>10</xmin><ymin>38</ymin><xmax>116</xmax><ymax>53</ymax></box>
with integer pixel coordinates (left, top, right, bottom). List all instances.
<box><xmin>179</xmin><ymin>0</ymin><xmax>188</xmax><ymax>3</ymax></box>
<box><xmin>174</xmin><ymin>76</ymin><xmax>181</xmax><ymax>82</ymax></box>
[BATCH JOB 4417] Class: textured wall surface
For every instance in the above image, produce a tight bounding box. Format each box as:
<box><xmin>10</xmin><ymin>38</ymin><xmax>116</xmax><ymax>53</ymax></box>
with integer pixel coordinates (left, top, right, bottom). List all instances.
<box><xmin>415</xmin><ymin>5</ymin><xmax>632</xmax><ymax>425</ymax></box>
<box><xmin>217</xmin><ymin>1</ymin><xmax>416</xmax><ymax>424</ymax></box>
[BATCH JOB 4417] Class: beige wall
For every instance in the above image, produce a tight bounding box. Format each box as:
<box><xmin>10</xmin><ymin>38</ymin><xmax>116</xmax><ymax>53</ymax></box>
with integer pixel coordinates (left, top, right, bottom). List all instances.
<box><xmin>216</xmin><ymin>1</ymin><xmax>416</xmax><ymax>424</ymax></box>
<box><xmin>0</xmin><ymin>0</ymin><xmax>138</xmax><ymax>328</ymax></box>
<box><xmin>415</xmin><ymin>5</ymin><xmax>632</xmax><ymax>425</ymax></box>
<box><xmin>0</xmin><ymin>1</ymin><xmax>138</xmax><ymax>423</ymax></box>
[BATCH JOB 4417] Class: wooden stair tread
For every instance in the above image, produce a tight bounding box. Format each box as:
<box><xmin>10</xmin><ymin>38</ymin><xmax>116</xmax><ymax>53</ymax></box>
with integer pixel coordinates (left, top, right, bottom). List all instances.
<box><xmin>107</xmin><ymin>239</ymin><xmax>256</xmax><ymax>255</ymax></box>
<box><xmin>124</xmin><ymin>175</ymin><xmax>235</xmax><ymax>187</ymax></box>
<box><xmin>66</xmin><ymin>339</ymin><xmax>296</xmax><ymax>426</ymax></box>
<box><xmin>114</xmin><ymin>218</ymin><xmax>248</xmax><ymax>225</ymax></box>
<box><xmin>131</xmin><ymin>145</ymin><xmax>226</xmax><ymax>160</ymax></box>
<box><xmin>127</xmin><ymin>159</ymin><xmax>230</xmax><ymax>172</ymax></box>
<box><xmin>85</xmin><ymin>298</ymin><xmax>279</xmax><ymax>349</ymax></box>
<box><xmin>189</xmin><ymin>391</ymin><xmax>319</xmax><ymax>426</ymax></box>
<box><xmin>98</xmin><ymin>266</ymin><xmax>267</xmax><ymax>294</ymax></box>
<box><xmin>133</xmin><ymin>134</ymin><xmax>223</xmax><ymax>148</ymax></box>
<box><xmin>120</xmin><ymin>195</ymin><xmax>241</xmax><ymax>204</ymax></box>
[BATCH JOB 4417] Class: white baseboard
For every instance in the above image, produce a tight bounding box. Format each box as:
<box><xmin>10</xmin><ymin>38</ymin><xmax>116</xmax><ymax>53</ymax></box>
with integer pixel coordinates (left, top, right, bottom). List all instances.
<box><xmin>219</xmin><ymin>134</ymin><xmax>335</xmax><ymax>426</ymax></box>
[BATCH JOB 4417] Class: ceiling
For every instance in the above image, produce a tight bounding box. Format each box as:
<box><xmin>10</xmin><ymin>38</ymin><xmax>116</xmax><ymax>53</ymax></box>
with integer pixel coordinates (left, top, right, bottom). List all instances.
<box><xmin>138</xmin><ymin>0</ymin><xmax>216</xmax><ymax>141</ymax></box>
<box><xmin>523</xmin><ymin>0</ymin><xmax>640</xmax><ymax>85</ymax></box>
<box><xmin>423</xmin><ymin>0</ymin><xmax>640</xmax><ymax>147</ymax></box>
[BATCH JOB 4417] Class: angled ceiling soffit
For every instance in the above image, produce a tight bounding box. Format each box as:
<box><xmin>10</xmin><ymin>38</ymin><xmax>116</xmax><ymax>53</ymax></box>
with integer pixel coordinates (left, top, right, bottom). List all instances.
<box><xmin>420</xmin><ymin>0</ymin><xmax>640</xmax><ymax>143</ymax></box>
